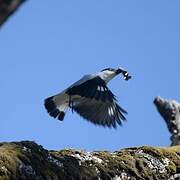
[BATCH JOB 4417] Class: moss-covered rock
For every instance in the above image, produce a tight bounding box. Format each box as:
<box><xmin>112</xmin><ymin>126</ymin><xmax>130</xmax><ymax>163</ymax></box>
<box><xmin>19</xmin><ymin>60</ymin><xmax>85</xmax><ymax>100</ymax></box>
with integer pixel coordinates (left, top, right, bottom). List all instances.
<box><xmin>0</xmin><ymin>141</ymin><xmax>180</xmax><ymax>180</ymax></box>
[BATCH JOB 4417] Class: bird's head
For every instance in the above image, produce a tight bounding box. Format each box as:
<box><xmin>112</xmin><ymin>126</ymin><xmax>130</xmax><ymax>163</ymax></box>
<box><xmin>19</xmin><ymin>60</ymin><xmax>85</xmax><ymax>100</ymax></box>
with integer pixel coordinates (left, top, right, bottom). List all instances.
<box><xmin>100</xmin><ymin>67</ymin><xmax>132</xmax><ymax>81</ymax></box>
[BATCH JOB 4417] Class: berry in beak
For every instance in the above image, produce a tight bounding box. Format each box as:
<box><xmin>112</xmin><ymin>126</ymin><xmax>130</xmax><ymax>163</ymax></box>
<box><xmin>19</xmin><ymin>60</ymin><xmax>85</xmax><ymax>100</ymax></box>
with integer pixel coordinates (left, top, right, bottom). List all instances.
<box><xmin>116</xmin><ymin>67</ymin><xmax>132</xmax><ymax>81</ymax></box>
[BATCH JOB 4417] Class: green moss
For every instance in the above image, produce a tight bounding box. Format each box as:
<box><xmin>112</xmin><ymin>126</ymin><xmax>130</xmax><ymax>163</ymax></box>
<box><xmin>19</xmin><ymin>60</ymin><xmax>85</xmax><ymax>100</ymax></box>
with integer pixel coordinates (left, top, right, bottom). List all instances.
<box><xmin>0</xmin><ymin>141</ymin><xmax>180</xmax><ymax>180</ymax></box>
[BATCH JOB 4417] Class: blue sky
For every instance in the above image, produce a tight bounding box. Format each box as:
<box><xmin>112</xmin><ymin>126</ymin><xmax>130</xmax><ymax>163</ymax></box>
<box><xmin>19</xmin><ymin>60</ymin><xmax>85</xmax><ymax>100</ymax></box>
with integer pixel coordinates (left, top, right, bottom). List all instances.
<box><xmin>0</xmin><ymin>1</ymin><xmax>180</xmax><ymax>151</ymax></box>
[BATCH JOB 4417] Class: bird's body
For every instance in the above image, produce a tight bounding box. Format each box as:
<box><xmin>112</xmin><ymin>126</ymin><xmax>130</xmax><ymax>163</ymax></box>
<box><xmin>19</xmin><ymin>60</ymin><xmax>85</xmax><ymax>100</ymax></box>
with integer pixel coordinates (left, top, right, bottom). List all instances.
<box><xmin>44</xmin><ymin>67</ymin><xmax>131</xmax><ymax>128</ymax></box>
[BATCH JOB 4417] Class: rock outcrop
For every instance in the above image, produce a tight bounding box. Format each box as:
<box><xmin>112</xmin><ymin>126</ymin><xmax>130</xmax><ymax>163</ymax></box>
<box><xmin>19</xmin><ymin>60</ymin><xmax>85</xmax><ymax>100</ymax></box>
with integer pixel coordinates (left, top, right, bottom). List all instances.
<box><xmin>0</xmin><ymin>141</ymin><xmax>180</xmax><ymax>180</ymax></box>
<box><xmin>154</xmin><ymin>96</ymin><xmax>180</xmax><ymax>146</ymax></box>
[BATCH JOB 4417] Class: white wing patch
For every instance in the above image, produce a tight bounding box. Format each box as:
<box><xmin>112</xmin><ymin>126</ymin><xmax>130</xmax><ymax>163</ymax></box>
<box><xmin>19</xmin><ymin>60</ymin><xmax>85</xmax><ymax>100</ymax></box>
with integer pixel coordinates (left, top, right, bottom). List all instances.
<box><xmin>97</xmin><ymin>86</ymin><xmax>101</xmax><ymax>91</ymax></box>
<box><xmin>108</xmin><ymin>108</ymin><xmax>111</xmax><ymax>116</ymax></box>
<box><xmin>108</xmin><ymin>106</ymin><xmax>114</xmax><ymax>116</ymax></box>
<box><xmin>110</xmin><ymin>107</ymin><xmax>114</xmax><ymax>116</ymax></box>
<box><xmin>97</xmin><ymin>86</ymin><xmax>105</xmax><ymax>92</ymax></box>
<box><xmin>58</xmin><ymin>103</ymin><xmax>68</xmax><ymax>112</ymax></box>
<box><xmin>112</xmin><ymin>104</ymin><xmax>116</xmax><ymax>113</ymax></box>
<box><xmin>101</xmin><ymin>86</ymin><xmax>104</xmax><ymax>92</ymax></box>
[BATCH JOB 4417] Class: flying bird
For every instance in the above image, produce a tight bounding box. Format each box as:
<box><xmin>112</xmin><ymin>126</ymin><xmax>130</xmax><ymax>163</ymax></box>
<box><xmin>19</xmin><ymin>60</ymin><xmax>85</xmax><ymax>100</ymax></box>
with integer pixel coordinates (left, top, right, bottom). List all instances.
<box><xmin>44</xmin><ymin>67</ymin><xmax>131</xmax><ymax>128</ymax></box>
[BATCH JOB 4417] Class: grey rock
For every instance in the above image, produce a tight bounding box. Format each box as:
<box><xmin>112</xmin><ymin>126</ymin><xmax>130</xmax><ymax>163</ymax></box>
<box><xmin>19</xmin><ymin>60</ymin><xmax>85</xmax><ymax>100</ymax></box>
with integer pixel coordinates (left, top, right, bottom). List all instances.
<box><xmin>154</xmin><ymin>96</ymin><xmax>180</xmax><ymax>146</ymax></box>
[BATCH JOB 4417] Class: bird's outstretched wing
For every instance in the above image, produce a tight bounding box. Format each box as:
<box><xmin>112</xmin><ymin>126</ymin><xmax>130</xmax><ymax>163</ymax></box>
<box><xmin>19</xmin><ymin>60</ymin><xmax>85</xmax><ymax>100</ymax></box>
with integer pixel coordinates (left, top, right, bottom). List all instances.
<box><xmin>66</xmin><ymin>76</ymin><xmax>127</xmax><ymax>128</ymax></box>
<box><xmin>73</xmin><ymin>98</ymin><xmax>127</xmax><ymax>128</ymax></box>
<box><xmin>66</xmin><ymin>76</ymin><xmax>116</xmax><ymax>102</ymax></box>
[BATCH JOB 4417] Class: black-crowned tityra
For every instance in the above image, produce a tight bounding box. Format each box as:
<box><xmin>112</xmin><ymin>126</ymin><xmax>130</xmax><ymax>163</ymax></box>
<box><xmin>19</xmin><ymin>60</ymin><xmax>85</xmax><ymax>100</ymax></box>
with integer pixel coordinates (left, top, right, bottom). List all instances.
<box><xmin>44</xmin><ymin>67</ymin><xmax>131</xmax><ymax>128</ymax></box>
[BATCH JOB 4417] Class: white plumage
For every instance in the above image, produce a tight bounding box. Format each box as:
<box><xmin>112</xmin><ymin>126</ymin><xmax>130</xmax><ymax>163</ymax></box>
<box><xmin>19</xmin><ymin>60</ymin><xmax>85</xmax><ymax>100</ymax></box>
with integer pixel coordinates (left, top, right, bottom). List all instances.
<box><xmin>44</xmin><ymin>67</ymin><xmax>131</xmax><ymax>128</ymax></box>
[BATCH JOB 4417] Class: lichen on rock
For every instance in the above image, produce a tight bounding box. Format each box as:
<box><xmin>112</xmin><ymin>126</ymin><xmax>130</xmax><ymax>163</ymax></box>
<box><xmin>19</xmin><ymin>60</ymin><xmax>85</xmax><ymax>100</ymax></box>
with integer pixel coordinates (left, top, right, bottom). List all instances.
<box><xmin>0</xmin><ymin>141</ymin><xmax>179</xmax><ymax>179</ymax></box>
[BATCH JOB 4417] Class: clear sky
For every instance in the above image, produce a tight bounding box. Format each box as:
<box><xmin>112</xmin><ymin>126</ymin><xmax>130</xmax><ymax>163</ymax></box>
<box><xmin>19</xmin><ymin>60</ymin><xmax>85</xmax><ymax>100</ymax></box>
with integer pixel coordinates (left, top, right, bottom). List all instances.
<box><xmin>0</xmin><ymin>0</ymin><xmax>180</xmax><ymax>151</ymax></box>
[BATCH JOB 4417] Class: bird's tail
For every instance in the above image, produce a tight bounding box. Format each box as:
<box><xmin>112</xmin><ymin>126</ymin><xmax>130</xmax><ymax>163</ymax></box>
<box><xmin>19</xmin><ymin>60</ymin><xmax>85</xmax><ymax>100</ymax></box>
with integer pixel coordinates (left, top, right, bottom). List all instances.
<box><xmin>44</xmin><ymin>96</ymin><xmax>68</xmax><ymax>121</ymax></box>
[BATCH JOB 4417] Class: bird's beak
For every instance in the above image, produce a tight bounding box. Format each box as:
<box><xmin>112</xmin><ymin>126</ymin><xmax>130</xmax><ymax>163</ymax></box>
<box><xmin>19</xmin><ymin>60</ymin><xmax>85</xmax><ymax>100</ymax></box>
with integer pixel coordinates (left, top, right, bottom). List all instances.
<box><xmin>116</xmin><ymin>67</ymin><xmax>132</xmax><ymax>81</ymax></box>
<box><xmin>115</xmin><ymin>68</ymin><xmax>123</xmax><ymax>75</ymax></box>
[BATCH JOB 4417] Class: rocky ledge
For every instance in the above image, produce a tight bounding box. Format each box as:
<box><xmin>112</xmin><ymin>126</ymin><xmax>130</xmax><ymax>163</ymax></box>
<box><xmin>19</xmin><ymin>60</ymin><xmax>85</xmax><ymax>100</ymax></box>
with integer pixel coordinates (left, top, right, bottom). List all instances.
<box><xmin>0</xmin><ymin>141</ymin><xmax>180</xmax><ymax>180</ymax></box>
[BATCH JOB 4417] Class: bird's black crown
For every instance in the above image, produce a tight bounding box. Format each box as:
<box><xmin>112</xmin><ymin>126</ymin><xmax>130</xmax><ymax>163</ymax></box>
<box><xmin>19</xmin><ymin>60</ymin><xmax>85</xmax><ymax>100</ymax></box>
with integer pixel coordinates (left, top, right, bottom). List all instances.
<box><xmin>101</xmin><ymin>68</ymin><xmax>115</xmax><ymax>72</ymax></box>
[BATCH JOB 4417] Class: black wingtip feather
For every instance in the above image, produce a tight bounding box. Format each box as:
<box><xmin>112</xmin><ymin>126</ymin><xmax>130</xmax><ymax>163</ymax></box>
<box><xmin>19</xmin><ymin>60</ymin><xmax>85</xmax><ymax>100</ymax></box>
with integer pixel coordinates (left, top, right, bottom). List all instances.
<box><xmin>44</xmin><ymin>96</ymin><xmax>55</xmax><ymax>112</ymax></box>
<box><xmin>50</xmin><ymin>109</ymin><xmax>59</xmax><ymax>118</ymax></box>
<box><xmin>58</xmin><ymin>112</ymin><xmax>65</xmax><ymax>120</ymax></box>
<box><xmin>44</xmin><ymin>96</ymin><xmax>65</xmax><ymax>121</ymax></box>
